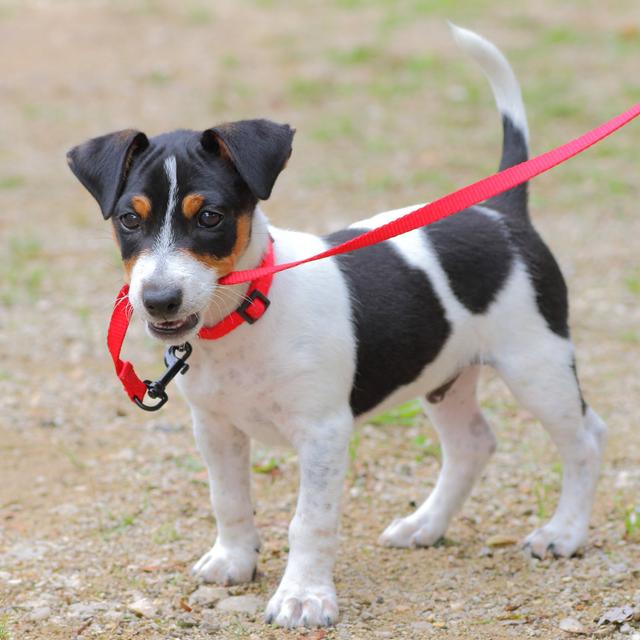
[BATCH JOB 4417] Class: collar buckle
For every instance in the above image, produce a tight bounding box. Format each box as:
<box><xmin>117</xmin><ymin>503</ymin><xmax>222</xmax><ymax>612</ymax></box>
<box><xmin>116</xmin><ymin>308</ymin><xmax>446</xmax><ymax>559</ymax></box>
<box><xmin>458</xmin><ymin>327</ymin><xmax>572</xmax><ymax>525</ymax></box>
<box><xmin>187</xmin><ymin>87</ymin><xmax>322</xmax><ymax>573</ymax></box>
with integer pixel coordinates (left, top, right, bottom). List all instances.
<box><xmin>236</xmin><ymin>289</ymin><xmax>271</xmax><ymax>325</ymax></box>
<box><xmin>132</xmin><ymin>342</ymin><xmax>192</xmax><ymax>411</ymax></box>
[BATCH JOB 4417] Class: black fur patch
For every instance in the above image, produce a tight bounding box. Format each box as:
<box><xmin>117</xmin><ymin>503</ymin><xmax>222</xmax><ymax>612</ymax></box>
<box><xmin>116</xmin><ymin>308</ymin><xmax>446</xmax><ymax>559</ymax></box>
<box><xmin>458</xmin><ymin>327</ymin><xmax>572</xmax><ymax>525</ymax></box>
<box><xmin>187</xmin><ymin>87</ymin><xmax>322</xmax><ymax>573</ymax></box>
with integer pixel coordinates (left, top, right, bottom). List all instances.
<box><xmin>113</xmin><ymin>131</ymin><xmax>256</xmax><ymax>263</ymax></box>
<box><xmin>426</xmin><ymin>207</ymin><xmax>514</xmax><ymax>314</ymax></box>
<box><xmin>487</xmin><ymin>114</ymin><xmax>529</xmax><ymax>220</ymax></box>
<box><xmin>327</xmin><ymin>229</ymin><xmax>451</xmax><ymax>416</ymax></box>
<box><xmin>68</xmin><ymin>121</ymin><xmax>292</xmax><ymax>265</ymax></box>
<box><xmin>485</xmin><ymin>115</ymin><xmax>570</xmax><ymax>338</ymax></box>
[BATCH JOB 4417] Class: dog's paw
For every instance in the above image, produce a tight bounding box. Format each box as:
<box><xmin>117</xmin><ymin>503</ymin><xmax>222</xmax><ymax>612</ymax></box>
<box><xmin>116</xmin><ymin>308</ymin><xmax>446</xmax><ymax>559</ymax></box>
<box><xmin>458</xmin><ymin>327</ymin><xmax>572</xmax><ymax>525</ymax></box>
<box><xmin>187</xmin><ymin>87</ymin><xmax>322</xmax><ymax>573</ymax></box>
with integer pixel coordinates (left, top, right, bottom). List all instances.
<box><xmin>191</xmin><ymin>542</ymin><xmax>258</xmax><ymax>585</ymax></box>
<box><xmin>523</xmin><ymin>524</ymin><xmax>586</xmax><ymax>560</ymax></box>
<box><xmin>378</xmin><ymin>515</ymin><xmax>446</xmax><ymax>548</ymax></box>
<box><xmin>265</xmin><ymin>581</ymin><xmax>338</xmax><ymax>628</ymax></box>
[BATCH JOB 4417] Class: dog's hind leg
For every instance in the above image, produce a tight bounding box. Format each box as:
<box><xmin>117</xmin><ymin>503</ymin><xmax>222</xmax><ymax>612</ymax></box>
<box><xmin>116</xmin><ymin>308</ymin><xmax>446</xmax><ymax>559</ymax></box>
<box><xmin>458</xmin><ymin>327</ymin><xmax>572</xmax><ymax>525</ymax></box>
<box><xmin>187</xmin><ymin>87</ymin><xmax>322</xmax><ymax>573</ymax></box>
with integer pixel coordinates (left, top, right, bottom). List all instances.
<box><xmin>379</xmin><ymin>365</ymin><xmax>496</xmax><ymax>547</ymax></box>
<box><xmin>190</xmin><ymin>410</ymin><xmax>261</xmax><ymax>585</ymax></box>
<box><xmin>495</xmin><ymin>339</ymin><xmax>607</xmax><ymax>559</ymax></box>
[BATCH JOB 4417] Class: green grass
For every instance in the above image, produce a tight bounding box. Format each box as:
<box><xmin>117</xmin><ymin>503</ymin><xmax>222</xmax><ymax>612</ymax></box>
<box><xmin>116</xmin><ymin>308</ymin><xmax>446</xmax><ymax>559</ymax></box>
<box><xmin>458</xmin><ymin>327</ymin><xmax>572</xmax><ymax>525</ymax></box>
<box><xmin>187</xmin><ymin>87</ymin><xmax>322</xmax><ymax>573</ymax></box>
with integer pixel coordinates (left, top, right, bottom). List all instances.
<box><xmin>1</xmin><ymin>234</ymin><xmax>45</xmax><ymax>305</ymax></box>
<box><xmin>311</xmin><ymin>114</ymin><xmax>358</xmax><ymax>142</ymax></box>
<box><xmin>173</xmin><ymin>454</ymin><xmax>205</xmax><ymax>473</ymax></box>
<box><xmin>624</xmin><ymin>266</ymin><xmax>640</xmax><ymax>297</ymax></box>
<box><xmin>153</xmin><ymin>523</ymin><xmax>181</xmax><ymax>544</ymax></box>
<box><xmin>348</xmin><ymin>430</ymin><xmax>361</xmax><ymax>464</ymax></box>
<box><xmin>287</xmin><ymin>77</ymin><xmax>332</xmax><ymax>104</ymax></box>
<box><xmin>145</xmin><ymin>70</ymin><xmax>172</xmax><ymax>86</ymax></box>
<box><xmin>0</xmin><ymin>616</ymin><xmax>10</xmax><ymax>640</ymax></box>
<box><xmin>370</xmin><ymin>399</ymin><xmax>423</xmax><ymax>426</ymax></box>
<box><xmin>330</xmin><ymin>45</ymin><xmax>379</xmax><ymax>66</ymax></box>
<box><xmin>185</xmin><ymin>4</ymin><xmax>214</xmax><ymax>24</ymax></box>
<box><xmin>624</xmin><ymin>505</ymin><xmax>640</xmax><ymax>541</ymax></box>
<box><xmin>252</xmin><ymin>457</ymin><xmax>281</xmax><ymax>474</ymax></box>
<box><xmin>101</xmin><ymin>511</ymin><xmax>138</xmax><ymax>539</ymax></box>
<box><xmin>412</xmin><ymin>434</ymin><xmax>441</xmax><ymax>462</ymax></box>
<box><xmin>58</xmin><ymin>443</ymin><xmax>86</xmax><ymax>470</ymax></box>
<box><xmin>0</xmin><ymin>175</ymin><xmax>24</xmax><ymax>189</ymax></box>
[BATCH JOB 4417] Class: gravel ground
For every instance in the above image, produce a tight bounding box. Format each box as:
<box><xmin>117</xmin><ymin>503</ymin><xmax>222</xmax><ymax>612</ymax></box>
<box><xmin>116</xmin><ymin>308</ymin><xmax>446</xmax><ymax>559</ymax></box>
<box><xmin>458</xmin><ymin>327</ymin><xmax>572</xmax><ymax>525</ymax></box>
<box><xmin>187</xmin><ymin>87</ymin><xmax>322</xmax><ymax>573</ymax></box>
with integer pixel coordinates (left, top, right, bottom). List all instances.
<box><xmin>1</xmin><ymin>1</ymin><xmax>639</xmax><ymax>639</ymax></box>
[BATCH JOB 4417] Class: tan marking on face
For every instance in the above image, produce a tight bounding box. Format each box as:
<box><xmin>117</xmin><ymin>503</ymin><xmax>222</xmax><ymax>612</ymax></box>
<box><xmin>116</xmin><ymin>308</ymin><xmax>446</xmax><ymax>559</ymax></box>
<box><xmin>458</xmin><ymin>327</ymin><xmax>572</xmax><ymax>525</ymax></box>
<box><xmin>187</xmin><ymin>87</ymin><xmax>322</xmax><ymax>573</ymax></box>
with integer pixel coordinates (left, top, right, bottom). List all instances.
<box><xmin>123</xmin><ymin>255</ymin><xmax>138</xmax><ymax>283</ymax></box>
<box><xmin>182</xmin><ymin>194</ymin><xmax>204</xmax><ymax>219</ymax></box>
<box><xmin>182</xmin><ymin>213</ymin><xmax>252</xmax><ymax>277</ymax></box>
<box><xmin>131</xmin><ymin>195</ymin><xmax>151</xmax><ymax>219</ymax></box>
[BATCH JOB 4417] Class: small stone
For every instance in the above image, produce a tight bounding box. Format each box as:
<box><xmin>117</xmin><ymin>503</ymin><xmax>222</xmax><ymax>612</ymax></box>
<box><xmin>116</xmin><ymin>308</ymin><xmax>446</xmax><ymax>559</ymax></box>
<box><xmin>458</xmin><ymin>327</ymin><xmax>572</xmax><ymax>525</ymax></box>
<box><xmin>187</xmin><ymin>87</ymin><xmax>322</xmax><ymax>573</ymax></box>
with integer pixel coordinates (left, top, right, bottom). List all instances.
<box><xmin>559</xmin><ymin>617</ymin><xmax>588</xmax><ymax>634</ymax></box>
<box><xmin>188</xmin><ymin>586</ymin><xmax>228</xmax><ymax>608</ymax></box>
<box><xmin>411</xmin><ymin>621</ymin><xmax>433</xmax><ymax>631</ymax></box>
<box><xmin>29</xmin><ymin>606</ymin><xmax>51</xmax><ymax>622</ymax></box>
<box><xmin>128</xmin><ymin>597</ymin><xmax>157</xmax><ymax>618</ymax></box>
<box><xmin>201</xmin><ymin>609</ymin><xmax>221</xmax><ymax>631</ymax></box>
<box><xmin>0</xmin><ymin>571</ymin><xmax>11</xmax><ymax>582</ymax></box>
<box><xmin>598</xmin><ymin>606</ymin><xmax>634</xmax><ymax>626</ymax></box>
<box><xmin>68</xmin><ymin>602</ymin><xmax>103</xmax><ymax>620</ymax></box>
<box><xmin>486</xmin><ymin>534</ymin><xmax>518</xmax><ymax>548</ymax></box>
<box><xmin>216</xmin><ymin>595</ymin><xmax>261</xmax><ymax>615</ymax></box>
<box><xmin>479</xmin><ymin>546</ymin><xmax>493</xmax><ymax>557</ymax></box>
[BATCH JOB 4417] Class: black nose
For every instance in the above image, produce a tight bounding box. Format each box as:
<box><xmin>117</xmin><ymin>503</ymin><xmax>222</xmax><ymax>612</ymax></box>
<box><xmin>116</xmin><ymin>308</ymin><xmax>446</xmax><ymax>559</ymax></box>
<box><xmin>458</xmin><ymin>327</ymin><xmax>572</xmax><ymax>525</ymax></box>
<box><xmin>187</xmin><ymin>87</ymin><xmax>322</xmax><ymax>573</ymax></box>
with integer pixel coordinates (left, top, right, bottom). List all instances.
<box><xmin>142</xmin><ymin>286</ymin><xmax>183</xmax><ymax>316</ymax></box>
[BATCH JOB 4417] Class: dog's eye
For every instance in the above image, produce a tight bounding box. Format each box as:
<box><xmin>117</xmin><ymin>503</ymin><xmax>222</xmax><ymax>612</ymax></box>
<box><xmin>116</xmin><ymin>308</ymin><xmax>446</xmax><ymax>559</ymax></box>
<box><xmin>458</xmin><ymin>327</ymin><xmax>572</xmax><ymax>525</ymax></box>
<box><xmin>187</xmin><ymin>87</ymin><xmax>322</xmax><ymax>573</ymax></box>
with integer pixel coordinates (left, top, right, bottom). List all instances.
<box><xmin>119</xmin><ymin>212</ymin><xmax>141</xmax><ymax>230</ymax></box>
<box><xmin>198</xmin><ymin>210</ymin><xmax>224</xmax><ymax>228</ymax></box>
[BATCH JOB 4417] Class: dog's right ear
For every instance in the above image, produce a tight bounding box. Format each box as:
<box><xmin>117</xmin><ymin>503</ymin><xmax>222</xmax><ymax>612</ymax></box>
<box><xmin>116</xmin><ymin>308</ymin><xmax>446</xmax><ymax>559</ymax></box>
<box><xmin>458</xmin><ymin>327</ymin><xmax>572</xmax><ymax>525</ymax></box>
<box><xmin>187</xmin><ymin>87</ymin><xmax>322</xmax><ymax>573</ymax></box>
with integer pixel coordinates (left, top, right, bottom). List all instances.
<box><xmin>67</xmin><ymin>129</ymin><xmax>149</xmax><ymax>219</ymax></box>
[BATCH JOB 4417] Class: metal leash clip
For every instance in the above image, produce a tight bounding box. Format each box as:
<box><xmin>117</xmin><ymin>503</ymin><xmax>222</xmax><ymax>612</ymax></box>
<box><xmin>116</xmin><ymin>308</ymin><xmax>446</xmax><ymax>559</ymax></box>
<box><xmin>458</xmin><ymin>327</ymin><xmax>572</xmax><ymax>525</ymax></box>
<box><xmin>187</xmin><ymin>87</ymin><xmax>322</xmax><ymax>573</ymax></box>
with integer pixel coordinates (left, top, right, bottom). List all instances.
<box><xmin>133</xmin><ymin>342</ymin><xmax>192</xmax><ymax>411</ymax></box>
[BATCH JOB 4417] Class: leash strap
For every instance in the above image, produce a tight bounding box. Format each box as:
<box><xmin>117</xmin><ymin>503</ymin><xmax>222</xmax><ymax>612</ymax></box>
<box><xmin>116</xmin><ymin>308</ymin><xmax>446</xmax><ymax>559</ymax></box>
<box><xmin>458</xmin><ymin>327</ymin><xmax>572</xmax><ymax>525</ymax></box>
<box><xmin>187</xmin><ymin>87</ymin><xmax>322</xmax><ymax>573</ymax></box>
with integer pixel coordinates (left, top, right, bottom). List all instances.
<box><xmin>219</xmin><ymin>102</ymin><xmax>640</xmax><ymax>286</ymax></box>
<box><xmin>108</xmin><ymin>239</ymin><xmax>275</xmax><ymax>404</ymax></box>
<box><xmin>107</xmin><ymin>285</ymin><xmax>148</xmax><ymax>403</ymax></box>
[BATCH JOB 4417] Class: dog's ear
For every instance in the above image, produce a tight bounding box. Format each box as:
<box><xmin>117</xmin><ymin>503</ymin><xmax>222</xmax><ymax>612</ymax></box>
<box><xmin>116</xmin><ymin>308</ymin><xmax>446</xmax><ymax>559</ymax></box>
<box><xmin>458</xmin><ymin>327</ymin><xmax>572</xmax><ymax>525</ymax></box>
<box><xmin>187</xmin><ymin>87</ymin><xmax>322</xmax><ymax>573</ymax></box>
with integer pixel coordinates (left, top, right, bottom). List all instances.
<box><xmin>67</xmin><ymin>129</ymin><xmax>149</xmax><ymax>219</ymax></box>
<box><xmin>201</xmin><ymin>119</ymin><xmax>295</xmax><ymax>200</ymax></box>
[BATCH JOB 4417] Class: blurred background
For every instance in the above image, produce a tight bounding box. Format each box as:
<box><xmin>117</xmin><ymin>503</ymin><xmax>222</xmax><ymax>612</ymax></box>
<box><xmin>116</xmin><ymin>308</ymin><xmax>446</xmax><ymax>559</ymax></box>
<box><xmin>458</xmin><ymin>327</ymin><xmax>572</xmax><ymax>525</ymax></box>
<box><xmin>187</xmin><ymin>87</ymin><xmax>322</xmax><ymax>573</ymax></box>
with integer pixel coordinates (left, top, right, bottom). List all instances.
<box><xmin>1</xmin><ymin>1</ymin><xmax>639</xmax><ymax>638</ymax></box>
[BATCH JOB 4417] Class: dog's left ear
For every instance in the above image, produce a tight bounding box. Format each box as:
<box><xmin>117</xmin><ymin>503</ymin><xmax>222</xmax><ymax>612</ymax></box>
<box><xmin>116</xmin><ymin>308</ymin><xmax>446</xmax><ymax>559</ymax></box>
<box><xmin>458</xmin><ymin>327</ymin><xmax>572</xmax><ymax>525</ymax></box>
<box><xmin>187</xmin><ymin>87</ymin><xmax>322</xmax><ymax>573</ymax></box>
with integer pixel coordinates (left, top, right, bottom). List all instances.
<box><xmin>201</xmin><ymin>119</ymin><xmax>295</xmax><ymax>200</ymax></box>
<box><xmin>67</xmin><ymin>129</ymin><xmax>149</xmax><ymax>219</ymax></box>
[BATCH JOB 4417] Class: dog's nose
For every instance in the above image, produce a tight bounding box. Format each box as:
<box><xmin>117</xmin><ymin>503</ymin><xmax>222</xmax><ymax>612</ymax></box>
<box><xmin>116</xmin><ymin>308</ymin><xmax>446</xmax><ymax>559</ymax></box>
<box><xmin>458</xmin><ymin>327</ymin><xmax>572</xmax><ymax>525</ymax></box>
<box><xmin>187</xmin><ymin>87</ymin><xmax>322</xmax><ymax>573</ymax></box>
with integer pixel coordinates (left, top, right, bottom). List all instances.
<box><xmin>142</xmin><ymin>286</ymin><xmax>183</xmax><ymax>316</ymax></box>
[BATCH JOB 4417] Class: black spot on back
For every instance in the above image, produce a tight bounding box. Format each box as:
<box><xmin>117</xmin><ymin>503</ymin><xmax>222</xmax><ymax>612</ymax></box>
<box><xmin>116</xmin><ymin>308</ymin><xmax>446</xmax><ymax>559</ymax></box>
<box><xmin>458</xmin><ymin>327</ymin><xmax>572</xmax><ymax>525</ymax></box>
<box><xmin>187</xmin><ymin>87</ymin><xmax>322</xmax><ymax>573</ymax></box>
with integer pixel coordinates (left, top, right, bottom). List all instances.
<box><xmin>327</xmin><ymin>229</ymin><xmax>451</xmax><ymax>416</ymax></box>
<box><xmin>426</xmin><ymin>207</ymin><xmax>513</xmax><ymax>314</ymax></box>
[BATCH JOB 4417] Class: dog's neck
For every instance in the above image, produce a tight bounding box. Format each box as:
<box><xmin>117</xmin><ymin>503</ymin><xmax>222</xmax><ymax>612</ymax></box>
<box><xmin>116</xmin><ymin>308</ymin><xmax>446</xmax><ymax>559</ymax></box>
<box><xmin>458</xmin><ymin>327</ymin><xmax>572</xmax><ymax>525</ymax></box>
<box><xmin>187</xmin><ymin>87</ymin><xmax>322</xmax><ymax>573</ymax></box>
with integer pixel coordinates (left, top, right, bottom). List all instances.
<box><xmin>201</xmin><ymin>205</ymin><xmax>271</xmax><ymax>327</ymax></box>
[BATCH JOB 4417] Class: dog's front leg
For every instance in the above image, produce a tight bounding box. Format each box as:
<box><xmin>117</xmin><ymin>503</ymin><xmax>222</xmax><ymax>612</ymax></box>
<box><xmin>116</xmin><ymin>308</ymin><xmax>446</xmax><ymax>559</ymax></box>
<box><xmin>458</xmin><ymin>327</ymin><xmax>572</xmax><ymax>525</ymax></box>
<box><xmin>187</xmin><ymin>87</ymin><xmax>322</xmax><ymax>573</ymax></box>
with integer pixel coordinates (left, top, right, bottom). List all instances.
<box><xmin>266</xmin><ymin>409</ymin><xmax>352</xmax><ymax>628</ymax></box>
<box><xmin>191</xmin><ymin>409</ymin><xmax>260</xmax><ymax>585</ymax></box>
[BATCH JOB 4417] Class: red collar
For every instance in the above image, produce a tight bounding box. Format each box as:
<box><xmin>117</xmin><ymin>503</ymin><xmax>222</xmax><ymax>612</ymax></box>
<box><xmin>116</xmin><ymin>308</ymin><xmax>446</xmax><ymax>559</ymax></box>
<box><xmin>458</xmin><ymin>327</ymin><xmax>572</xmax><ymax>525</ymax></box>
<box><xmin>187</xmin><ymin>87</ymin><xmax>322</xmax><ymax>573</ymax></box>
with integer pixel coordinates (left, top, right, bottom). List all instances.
<box><xmin>107</xmin><ymin>238</ymin><xmax>274</xmax><ymax>410</ymax></box>
<box><xmin>198</xmin><ymin>238</ymin><xmax>273</xmax><ymax>339</ymax></box>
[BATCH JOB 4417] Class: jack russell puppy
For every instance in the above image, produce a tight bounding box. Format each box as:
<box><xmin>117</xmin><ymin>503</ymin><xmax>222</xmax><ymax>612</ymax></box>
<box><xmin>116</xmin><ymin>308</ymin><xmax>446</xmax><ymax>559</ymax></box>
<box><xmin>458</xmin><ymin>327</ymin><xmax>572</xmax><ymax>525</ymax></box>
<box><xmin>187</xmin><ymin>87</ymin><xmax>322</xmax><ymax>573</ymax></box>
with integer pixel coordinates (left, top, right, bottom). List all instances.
<box><xmin>67</xmin><ymin>25</ymin><xmax>606</xmax><ymax>628</ymax></box>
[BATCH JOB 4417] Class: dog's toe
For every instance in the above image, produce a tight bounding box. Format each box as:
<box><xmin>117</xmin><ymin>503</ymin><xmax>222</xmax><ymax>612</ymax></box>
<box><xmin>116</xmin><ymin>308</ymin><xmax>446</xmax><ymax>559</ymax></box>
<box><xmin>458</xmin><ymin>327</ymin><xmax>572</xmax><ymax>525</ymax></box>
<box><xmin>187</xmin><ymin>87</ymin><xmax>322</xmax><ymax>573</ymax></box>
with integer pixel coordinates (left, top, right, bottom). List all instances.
<box><xmin>265</xmin><ymin>582</ymin><xmax>338</xmax><ymax>628</ymax></box>
<box><xmin>378</xmin><ymin>516</ymin><xmax>445</xmax><ymax>548</ymax></box>
<box><xmin>523</xmin><ymin>525</ymin><xmax>586</xmax><ymax>560</ymax></box>
<box><xmin>191</xmin><ymin>543</ymin><xmax>258</xmax><ymax>585</ymax></box>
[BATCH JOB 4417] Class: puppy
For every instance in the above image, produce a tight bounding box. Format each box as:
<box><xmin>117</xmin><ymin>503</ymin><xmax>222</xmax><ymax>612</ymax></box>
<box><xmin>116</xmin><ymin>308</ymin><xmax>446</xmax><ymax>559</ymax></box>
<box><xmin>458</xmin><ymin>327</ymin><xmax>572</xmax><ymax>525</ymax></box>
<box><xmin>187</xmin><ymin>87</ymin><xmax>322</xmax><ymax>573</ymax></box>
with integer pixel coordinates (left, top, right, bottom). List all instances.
<box><xmin>68</xmin><ymin>26</ymin><xmax>606</xmax><ymax>628</ymax></box>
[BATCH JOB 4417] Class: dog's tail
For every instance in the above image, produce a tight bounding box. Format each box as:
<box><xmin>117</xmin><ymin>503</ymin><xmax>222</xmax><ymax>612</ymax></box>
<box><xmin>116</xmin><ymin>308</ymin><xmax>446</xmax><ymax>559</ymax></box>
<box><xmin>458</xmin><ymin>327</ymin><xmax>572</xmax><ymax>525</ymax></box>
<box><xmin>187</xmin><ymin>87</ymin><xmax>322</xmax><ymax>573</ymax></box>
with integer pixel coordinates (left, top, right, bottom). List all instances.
<box><xmin>450</xmin><ymin>23</ymin><xmax>529</xmax><ymax>218</ymax></box>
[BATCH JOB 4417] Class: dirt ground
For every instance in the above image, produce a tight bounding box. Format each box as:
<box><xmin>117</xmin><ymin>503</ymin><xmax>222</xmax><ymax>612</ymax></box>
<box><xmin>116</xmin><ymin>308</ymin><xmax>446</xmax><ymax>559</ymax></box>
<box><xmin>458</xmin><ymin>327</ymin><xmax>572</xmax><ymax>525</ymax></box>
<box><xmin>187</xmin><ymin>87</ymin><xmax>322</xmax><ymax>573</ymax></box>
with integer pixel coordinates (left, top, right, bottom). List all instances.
<box><xmin>1</xmin><ymin>1</ymin><xmax>639</xmax><ymax>638</ymax></box>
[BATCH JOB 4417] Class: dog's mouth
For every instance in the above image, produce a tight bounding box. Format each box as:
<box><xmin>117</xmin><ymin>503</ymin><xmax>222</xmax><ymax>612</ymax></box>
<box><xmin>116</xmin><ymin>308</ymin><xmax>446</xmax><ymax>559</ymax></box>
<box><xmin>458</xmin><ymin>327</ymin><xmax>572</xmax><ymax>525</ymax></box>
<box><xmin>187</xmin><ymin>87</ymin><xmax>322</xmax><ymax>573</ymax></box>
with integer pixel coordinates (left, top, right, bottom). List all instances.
<box><xmin>147</xmin><ymin>313</ymin><xmax>199</xmax><ymax>339</ymax></box>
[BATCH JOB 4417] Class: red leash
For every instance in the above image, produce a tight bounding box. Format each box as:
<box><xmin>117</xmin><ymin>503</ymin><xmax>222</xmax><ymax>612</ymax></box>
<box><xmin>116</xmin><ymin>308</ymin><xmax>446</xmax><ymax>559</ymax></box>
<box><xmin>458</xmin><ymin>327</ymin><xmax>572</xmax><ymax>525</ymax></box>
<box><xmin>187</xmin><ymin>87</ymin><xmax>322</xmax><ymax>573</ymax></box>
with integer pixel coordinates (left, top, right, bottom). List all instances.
<box><xmin>108</xmin><ymin>102</ymin><xmax>640</xmax><ymax>409</ymax></box>
<box><xmin>220</xmin><ymin>102</ymin><xmax>640</xmax><ymax>286</ymax></box>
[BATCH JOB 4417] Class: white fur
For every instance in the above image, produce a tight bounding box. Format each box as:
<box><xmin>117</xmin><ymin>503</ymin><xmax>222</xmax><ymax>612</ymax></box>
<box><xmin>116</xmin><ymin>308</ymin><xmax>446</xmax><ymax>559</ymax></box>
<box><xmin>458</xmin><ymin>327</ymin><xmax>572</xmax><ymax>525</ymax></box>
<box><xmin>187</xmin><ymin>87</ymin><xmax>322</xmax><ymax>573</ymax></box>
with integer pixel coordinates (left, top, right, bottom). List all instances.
<box><xmin>157</xmin><ymin>155</ymin><xmax>178</xmax><ymax>253</ymax></box>
<box><xmin>449</xmin><ymin>22</ymin><xmax>530</xmax><ymax>144</ymax></box>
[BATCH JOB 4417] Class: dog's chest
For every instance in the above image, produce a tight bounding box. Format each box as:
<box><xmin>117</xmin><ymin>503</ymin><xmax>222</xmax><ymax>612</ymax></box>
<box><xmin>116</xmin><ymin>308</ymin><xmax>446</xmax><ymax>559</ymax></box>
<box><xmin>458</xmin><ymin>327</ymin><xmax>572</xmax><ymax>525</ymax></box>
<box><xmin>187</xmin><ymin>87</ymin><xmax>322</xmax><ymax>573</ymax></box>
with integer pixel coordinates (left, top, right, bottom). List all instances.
<box><xmin>176</xmin><ymin>339</ymin><xmax>292</xmax><ymax>446</ymax></box>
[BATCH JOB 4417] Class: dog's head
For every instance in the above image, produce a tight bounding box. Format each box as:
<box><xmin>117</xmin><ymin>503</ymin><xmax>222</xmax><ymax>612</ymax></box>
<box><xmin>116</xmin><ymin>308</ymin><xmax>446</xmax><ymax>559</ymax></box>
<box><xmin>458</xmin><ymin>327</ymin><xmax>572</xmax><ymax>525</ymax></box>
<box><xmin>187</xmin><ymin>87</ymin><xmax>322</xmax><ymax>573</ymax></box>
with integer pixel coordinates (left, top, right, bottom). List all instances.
<box><xmin>68</xmin><ymin>120</ymin><xmax>294</xmax><ymax>342</ymax></box>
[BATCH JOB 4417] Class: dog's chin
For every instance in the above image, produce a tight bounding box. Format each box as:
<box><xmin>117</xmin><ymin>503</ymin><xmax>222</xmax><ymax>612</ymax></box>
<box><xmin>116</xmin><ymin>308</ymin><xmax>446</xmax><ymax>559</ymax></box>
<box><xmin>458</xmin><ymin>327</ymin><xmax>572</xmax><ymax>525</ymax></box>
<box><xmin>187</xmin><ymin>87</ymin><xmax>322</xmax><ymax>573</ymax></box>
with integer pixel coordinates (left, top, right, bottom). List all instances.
<box><xmin>146</xmin><ymin>313</ymin><xmax>201</xmax><ymax>344</ymax></box>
